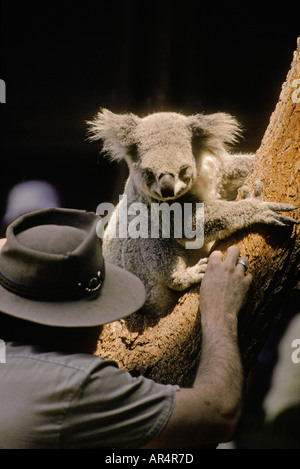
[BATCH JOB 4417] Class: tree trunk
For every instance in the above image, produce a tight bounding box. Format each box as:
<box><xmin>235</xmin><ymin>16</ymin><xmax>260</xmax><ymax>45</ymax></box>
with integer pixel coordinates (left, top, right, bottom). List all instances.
<box><xmin>96</xmin><ymin>37</ymin><xmax>300</xmax><ymax>384</ymax></box>
<box><xmin>221</xmin><ymin>37</ymin><xmax>300</xmax><ymax>372</ymax></box>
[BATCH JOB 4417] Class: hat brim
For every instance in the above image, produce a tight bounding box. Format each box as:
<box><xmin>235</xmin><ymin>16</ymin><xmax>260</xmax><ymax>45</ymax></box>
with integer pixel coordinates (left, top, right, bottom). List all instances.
<box><xmin>0</xmin><ymin>239</ymin><xmax>146</xmax><ymax>327</ymax></box>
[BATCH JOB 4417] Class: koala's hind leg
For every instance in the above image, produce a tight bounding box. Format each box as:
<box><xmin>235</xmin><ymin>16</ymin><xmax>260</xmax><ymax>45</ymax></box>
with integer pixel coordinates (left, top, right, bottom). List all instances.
<box><xmin>168</xmin><ymin>256</ymin><xmax>208</xmax><ymax>291</ymax></box>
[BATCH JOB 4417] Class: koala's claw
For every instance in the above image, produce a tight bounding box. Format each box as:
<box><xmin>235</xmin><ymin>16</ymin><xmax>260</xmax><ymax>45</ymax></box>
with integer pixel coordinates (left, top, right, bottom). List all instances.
<box><xmin>197</xmin><ymin>257</ymin><xmax>209</xmax><ymax>267</ymax></box>
<box><xmin>194</xmin><ymin>257</ymin><xmax>208</xmax><ymax>280</ymax></box>
<box><xmin>241</xmin><ymin>180</ymin><xmax>264</xmax><ymax>200</ymax></box>
<box><xmin>267</xmin><ymin>203</ymin><xmax>297</xmax><ymax>212</ymax></box>
<box><xmin>254</xmin><ymin>179</ymin><xmax>264</xmax><ymax>199</ymax></box>
<box><xmin>264</xmin><ymin>203</ymin><xmax>298</xmax><ymax>226</ymax></box>
<box><xmin>241</xmin><ymin>185</ymin><xmax>252</xmax><ymax>199</ymax></box>
<box><xmin>183</xmin><ymin>258</ymin><xmax>208</xmax><ymax>283</ymax></box>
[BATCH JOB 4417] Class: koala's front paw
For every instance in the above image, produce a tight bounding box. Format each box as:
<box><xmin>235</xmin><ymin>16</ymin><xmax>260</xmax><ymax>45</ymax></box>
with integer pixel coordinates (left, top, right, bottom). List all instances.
<box><xmin>241</xmin><ymin>180</ymin><xmax>297</xmax><ymax>227</ymax></box>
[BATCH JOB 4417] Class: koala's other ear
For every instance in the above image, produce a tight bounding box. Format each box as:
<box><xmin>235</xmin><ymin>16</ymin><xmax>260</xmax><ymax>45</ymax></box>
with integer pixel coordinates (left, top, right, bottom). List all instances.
<box><xmin>87</xmin><ymin>108</ymin><xmax>140</xmax><ymax>161</ymax></box>
<box><xmin>188</xmin><ymin>112</ymin><xmax>242</xmax><ymax>148</ymax></box>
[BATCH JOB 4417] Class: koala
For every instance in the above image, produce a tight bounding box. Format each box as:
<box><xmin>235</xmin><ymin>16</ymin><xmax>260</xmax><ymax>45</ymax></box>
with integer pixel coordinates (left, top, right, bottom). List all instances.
<box><xmin>88</xmin><ymin>109</ymin><xmax>296</xmax><ymax>317</ymax></box>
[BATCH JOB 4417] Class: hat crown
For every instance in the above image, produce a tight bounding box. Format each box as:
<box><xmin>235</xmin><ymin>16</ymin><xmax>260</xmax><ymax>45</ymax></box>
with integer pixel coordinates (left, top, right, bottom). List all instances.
<box><xmin>0</xmin><ymin>208</ymin><xmax>104</xmax><ymax>301</ymax></box>
<box><xmin>17</xmin><ymin>224</ymin><xmax>86</xmax><ymax>254</ymax></box>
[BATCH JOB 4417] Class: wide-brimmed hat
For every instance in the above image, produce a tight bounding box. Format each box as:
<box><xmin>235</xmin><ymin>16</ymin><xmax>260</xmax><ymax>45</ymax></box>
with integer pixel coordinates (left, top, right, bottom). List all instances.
<box><xmin>0</xmin><ymin>208</ymin><xmax>146</xmax><ymax>327</ymax></box>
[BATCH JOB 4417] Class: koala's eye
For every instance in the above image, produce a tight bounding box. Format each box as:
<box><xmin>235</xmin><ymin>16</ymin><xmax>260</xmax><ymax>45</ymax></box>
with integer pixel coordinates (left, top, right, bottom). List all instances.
<box><xmin>127</xmin><ymin>143</ymin><xmax>139</xmax><ymax>160</ymax></box>
<box><xmin>179</xmin><ymin>165</ymin><xmax>192</xmax><ymax>183</ymax></box>
<box><xmin>142</xmin><ymin>168</ymin><xmax>156</xmax><ymax>185</ymax></box>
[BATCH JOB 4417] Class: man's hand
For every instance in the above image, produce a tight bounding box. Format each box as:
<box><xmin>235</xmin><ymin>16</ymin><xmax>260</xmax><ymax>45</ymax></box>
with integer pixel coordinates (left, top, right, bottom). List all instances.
<box><xmin>199</xmin><ymin>246</ymin><xmax>252</xmax><ymax>333</ymax></box>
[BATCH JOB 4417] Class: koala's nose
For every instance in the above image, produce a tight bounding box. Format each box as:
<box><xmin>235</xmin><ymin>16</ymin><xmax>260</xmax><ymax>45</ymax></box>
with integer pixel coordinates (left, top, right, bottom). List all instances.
<box><xmin>159</xmin><ymin>173</ymin><xmax>175</xmax><ymax>198</ymax></box>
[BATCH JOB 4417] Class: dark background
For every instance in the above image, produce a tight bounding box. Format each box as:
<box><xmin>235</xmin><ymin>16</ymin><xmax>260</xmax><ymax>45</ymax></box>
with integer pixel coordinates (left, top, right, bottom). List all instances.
<box><xmin>0</xmin><ymin>1</ymin><xmax>299</xmax><ymax>449</ymax></box>
<box><xmin>0</xmin><ymin>2</ymin><xmax>299</xmax><ymax>215</ymax></box>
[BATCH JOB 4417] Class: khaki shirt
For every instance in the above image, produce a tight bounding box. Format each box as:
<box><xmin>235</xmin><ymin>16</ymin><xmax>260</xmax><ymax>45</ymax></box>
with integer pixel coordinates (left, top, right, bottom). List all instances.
<box><xmin>0</xmin><ymin>342</ymin><xmax>178</xmax><ymax>449</ymax></box>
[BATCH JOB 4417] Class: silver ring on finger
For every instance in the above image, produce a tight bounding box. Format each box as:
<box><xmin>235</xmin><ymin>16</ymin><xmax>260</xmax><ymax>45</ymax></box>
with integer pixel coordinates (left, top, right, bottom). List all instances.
<box><xmin>236</xmin><ymin>259</ymin><xmax>248</xmax><ymax>273</ymax></box>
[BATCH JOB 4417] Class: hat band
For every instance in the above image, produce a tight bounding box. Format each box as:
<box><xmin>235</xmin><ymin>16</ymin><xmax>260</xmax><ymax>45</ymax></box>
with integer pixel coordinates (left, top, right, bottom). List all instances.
<box><xmin>0</xmin><ymin>262</ymin><xmax>105</xmax><ymax>302</ymax></box>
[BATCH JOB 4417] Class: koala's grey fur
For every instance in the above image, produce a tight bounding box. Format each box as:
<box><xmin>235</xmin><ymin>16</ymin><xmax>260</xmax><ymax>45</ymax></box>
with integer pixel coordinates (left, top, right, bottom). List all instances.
<box><xmin>88</xmin><ymin>109</ymin><xmax>296</xmax><ymax>317</ymax></box>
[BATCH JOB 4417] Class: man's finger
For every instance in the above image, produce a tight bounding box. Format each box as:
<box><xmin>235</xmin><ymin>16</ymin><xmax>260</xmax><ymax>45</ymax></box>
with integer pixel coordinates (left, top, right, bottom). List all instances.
<box><xmin>224</xmin><ymin>245</ymin><xmax>240</xmax><ymax>265</ymax></box>
<box><xmin>208</xmin><ymin>250</ymin><xmax>223</xmax><ymax>263</ymax></box>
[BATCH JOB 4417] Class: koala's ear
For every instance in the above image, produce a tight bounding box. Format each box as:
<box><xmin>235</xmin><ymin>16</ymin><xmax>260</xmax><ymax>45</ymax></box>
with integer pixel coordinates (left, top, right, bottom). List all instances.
<box><xmin>87</xmin><ymin>108</ymin><xmax>140</xmax><ymax>161</ymax></box>
<box><xmin>188</xmin><ymin>112</ymin><xmax>242</xmax><ymax>148</ymax></box>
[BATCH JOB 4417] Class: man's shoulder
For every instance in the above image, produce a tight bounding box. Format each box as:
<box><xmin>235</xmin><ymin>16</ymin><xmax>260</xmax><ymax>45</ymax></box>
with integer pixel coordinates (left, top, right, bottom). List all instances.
<box><xmin>5</xmin><ymin>342</ymin><xmax>119</xmax><ymax>375</ymax></box>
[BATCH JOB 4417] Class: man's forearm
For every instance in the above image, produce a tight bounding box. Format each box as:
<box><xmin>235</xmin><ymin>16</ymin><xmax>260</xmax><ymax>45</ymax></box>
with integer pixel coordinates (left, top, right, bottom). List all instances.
<box><xmin>193</xmin><ymin>318</ymin><xmax>244</xmax><ymax>439</ymax></box>
<box><xmin>151</xmin><ymin>318</ymin><xmax>245</xmax><ymax>448</ymax></box>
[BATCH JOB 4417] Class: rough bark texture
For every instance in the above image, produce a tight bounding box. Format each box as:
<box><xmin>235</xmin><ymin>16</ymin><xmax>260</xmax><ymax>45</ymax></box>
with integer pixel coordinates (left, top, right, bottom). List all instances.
<box><xmin>96</xmin><ymin>38</ymin><xmax>300</xmax><ymax>383</ymax></box>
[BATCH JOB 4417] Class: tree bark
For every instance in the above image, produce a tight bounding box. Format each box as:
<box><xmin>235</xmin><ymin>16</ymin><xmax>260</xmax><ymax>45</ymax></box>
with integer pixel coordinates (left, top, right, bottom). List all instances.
<box><xmin>96</xmin><ymin>37</ymin><xmax>300</xmax><ymax>384</ymax></box>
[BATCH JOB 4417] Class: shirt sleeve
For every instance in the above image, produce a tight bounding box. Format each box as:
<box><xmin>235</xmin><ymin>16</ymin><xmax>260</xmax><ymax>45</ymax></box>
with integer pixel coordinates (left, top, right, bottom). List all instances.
<box><xmin>60</xmin><ymin>358</ymin><xmax>179</xmax><ymax>449</ymax></box>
